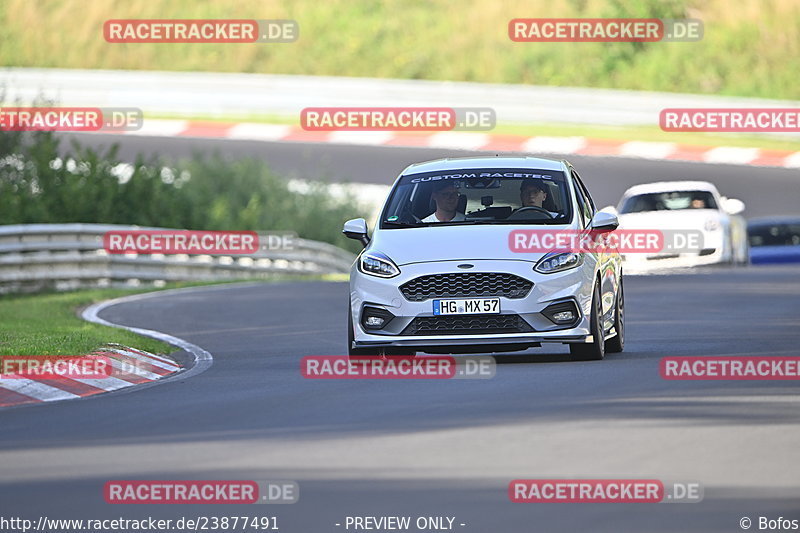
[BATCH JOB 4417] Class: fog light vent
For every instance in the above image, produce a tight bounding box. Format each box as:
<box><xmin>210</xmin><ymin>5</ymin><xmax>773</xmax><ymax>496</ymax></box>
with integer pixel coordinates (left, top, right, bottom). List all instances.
<box><xmin>552</xmin><ymin>311</ymin><xmax>575</xmax><ymax>323</ymax></box>
<box><xmin>365</xmin><ymin>316</ymin><xmax>385</xmax><ymax>327</ymax></box>
<box><xmin>542</xmin><ymin>300</ymin><xmax>580</xmax><ymax>326</ymax></box>
<box><xmin>361</xmin><ymin>306</ymin><xmax>395</xmax><ymax>330</ymax></box>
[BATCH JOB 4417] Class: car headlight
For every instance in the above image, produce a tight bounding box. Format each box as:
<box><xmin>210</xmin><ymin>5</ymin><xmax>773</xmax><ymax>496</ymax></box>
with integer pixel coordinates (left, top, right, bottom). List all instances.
<box><xmin>704</xmin><ymin>218</ymin><xmax>721</xmax><ymax>232</ymax></box>
<box><xmin>359</xmin><ymin>252</ymin><xmax>400</xmax><ymax>278</ymax></box>
<box><xmin>534</xmin><ymin>252</ymin><xmax>584</xmax><ymax>274</ymax></box>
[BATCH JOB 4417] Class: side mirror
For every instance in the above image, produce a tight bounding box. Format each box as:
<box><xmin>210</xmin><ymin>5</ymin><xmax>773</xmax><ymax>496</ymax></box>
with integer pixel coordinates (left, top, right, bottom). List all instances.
<box><xmin>721</xmin><ymin>197</ymin><xmax>745</xmax><ymax>216</ymax></box>
<box><xmin>598</xmin><ymin>205</ymin><xmax>619</xmax><ymax>216</ymax></box>
<box><xmin>343</xmin><ymin>218</ymin><xmax>370</xmax><ymax>247</ymax></box>
<box><xmin>590</xmin><ymin>211</ymin><xmax>619</xmax><ymax>231</ymax></box>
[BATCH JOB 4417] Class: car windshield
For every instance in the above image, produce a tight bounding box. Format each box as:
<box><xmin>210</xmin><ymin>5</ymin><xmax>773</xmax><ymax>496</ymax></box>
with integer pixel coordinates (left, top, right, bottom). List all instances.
<box><xmin>748</xmin><ymin>222</ymin><xmax>800</xmax><ymax>247</ymax></box>
<box><xmin>380</xmin><ymin>168</ymin><xmax>572</xmax><ymax>227</ymax></box>
<box><xmin>619</xmin><ymin>190</ymin><xmax>718</xmax><ymax>214</ymax></box>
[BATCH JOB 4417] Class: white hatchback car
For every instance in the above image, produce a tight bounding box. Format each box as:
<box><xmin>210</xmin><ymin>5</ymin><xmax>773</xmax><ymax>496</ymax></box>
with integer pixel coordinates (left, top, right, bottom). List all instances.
<box><xmin>343</xmin><ymin>156</ymin><xmax>624</xmax><ymax>361</ymax></box>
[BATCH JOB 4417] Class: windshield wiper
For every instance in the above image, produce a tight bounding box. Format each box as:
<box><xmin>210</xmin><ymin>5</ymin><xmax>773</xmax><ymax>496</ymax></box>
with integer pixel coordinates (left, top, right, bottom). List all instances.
<box><xmin>514</xmin><ymin>219</ymin><xmax>568</xmax><ymax>225</ymax></box>
<box><xmin>464</xmin><ymin>219</ymin><xmax>566</xmax><ymax>225</ymax></box>
<box><xmin>382</xmin><ymin>221</ymin><xmax>424</xmax><ymax>228</ymax></box>
<box><xmin>384</xmin><ymin>219</ymin><xmax>566</xmax><ymax>227</ymax></box>
<box><xmin>383</xmin><ymin>220</ymin><xmax>484</xmax><ymax>227</ymax></box>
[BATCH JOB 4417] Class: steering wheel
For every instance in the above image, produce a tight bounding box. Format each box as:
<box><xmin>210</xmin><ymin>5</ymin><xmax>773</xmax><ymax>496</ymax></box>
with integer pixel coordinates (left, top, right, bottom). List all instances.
<box><xmin>395</xmin><ymin>207</ymin><xmax>421</xmax><ymax>224</ymax></box>
<box><xmin>506</xmin><ymin>206</ymin><xmax>554</xmax><ymax>221</ymax></box>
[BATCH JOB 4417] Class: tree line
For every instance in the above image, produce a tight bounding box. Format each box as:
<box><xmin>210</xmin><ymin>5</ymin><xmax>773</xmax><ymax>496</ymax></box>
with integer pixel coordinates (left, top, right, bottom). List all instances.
<box><xmin>0</xmin><ymin>129</ymin><xmax>366</xmax><ymax>252</ymax></box>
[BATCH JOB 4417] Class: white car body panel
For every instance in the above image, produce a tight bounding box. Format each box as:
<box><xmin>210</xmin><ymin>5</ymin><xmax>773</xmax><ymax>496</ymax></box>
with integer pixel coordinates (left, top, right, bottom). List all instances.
<box><xmin>347</xmin><ymin>156</ymin><xmax>623</xmax><ymax>354</ymax></box>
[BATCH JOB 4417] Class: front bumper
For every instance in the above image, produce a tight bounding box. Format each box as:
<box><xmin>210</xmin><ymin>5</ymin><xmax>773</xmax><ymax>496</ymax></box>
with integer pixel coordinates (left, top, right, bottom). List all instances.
<box><xmin>621</xmin><ymin>245</ymin><xmax>727</xmax><ymax>270</ymax></box>
<box><xmin>620</xmin><ymin>228</ymin><xmax>728</xmax><ymax>270</ymax></box>
<box><xmin>350</xmin><ymin>259</ymin><xmax>596</xmax><ymax>350</ymax></box>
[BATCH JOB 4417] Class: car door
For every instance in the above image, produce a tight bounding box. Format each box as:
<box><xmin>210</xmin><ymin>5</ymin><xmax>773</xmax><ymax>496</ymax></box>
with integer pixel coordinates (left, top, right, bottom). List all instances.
<box><xmin>571</xmin><ymin>167</ymin><xmax>618</xmax><ymax>324</ymax></box>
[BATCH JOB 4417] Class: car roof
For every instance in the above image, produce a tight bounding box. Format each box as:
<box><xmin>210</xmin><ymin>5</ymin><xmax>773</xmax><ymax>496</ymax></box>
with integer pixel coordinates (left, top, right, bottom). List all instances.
<box><xmin>401</xmin><ymin>156</ymin><xmax>566</xmax><ymax>175</ymax></box>
<box><xmin>621</xmin><ymin>181</ymin><xmax>719</xmax><ymax>198</ymax></box>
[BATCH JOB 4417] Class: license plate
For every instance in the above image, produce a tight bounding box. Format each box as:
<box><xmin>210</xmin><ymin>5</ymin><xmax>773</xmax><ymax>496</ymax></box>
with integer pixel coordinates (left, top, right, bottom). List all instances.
<box><xmin>433</xmin><ymin>298</ymin><xmax>500</xmax><ymax>315</ymax></box>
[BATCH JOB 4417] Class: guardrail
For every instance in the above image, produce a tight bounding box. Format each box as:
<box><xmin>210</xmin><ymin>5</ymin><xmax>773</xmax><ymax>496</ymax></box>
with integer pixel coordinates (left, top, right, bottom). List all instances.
<box><xmin>3</xmin><ymin>67</ymin><xmax>799</xmax><ymax>132</ymax></box>
<box><xmin>0</xmin><ymin>224</ymin><xmax>356</xmax><ymax>294</ymax></box>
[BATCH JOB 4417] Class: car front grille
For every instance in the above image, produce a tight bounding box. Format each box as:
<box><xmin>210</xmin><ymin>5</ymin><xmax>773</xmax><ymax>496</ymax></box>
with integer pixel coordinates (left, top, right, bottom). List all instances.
<box><xmin>399</xmin><ymin>273</ymin><xmax>533</xmax><ymax>302</ymax></box>
<box><xmin>401</xmin><ymin>314</ymin><xmax>534</xmax><ymax>336</ymax></box>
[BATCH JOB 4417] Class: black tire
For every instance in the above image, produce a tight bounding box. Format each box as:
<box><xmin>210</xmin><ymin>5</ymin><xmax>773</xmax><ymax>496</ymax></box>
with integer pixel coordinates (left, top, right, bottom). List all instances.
<box><xmin>569</xmin><ymin>281</ymin><xmax>605</xmax><ymax>361</ymax></box>
<box><xmin>604</xmin><ymin>275</ymin><xmax>624</xmax><ymax>353</ymax></box>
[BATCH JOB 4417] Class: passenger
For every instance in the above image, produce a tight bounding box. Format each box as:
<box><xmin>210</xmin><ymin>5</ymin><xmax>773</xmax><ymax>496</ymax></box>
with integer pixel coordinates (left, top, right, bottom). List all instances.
<box><xmin>422</xmin><ymin>182</ymin><xmax>466</xmax><ymax>222</ymax></box>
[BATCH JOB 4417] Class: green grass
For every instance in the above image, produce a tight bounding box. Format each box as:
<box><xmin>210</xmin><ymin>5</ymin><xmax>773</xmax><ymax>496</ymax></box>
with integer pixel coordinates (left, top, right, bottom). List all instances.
<box><xmin>0</xmin><ymin>288</ymin><xmax>173</xmax><ymax>357</ymax></box>
<box><xmin>1</xmin><ymin>0</ymin><xmax>799</xmax><ymax>99</ymax></box>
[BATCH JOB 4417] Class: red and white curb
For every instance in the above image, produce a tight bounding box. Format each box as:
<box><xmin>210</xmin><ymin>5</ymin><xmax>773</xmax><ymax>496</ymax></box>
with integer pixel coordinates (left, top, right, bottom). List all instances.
<box><xmin>106</xmin><ymin>119</ymin><xmax>800</xmax><ymax>169</ymax></box>
<box><xmin>0</xmin><ymin>286</ymin><xmax>218</xmax><ymax>409</ymax></box>
<box><xmin>0</xmin><ymin>345</ymin><xmax>180</xmax><ymax>408</ymax></box>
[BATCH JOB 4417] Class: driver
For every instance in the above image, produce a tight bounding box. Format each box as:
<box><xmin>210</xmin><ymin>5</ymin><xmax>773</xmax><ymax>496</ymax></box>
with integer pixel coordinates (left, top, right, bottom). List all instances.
<box><xmin>422</xmin><ymin>182</ymin><xmax>466</xmax><ymax>223</ymax></box>
<box><xmin>519</xmin><ymin>179</ymin><xmax>558</xmax><ymax>217</ymax></box>
<box><xmin>690</xmin><ymin>195</ymin><xmax>707</xmax><ymax>209</ymax></box>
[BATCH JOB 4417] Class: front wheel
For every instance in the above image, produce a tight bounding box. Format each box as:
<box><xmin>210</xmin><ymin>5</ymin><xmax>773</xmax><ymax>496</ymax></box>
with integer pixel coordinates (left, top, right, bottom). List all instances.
<box><xmin>569</xmin><ymin>281</ymin><xmax>605</xmax><ymax>361</ymax></box>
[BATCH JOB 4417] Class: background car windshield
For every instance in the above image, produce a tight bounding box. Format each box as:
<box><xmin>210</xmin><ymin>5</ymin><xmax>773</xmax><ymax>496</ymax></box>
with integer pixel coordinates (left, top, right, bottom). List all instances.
<box><xmin>619</xmin><ymin>190</ymin><xmax>718</xmax><ymax>214</ymax></box>
<box><xmin>381</xmin><ymin>169</ymin><xmax>571</xmax><ymax>227</ymax></box>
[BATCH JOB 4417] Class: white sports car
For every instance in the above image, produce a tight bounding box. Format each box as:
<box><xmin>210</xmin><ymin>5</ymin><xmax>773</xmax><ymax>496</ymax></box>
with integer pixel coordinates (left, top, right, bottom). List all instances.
<box><xmin>614</xmin><ymin>181</ymin><xmax>748</xmax><ymax>270</ymax></box>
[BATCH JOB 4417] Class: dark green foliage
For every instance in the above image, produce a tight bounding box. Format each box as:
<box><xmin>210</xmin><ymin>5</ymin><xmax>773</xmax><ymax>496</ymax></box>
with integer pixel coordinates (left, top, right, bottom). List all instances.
<box><xmin>0</xmin><ymin>130</ymin><xmax>365</xmax><ymax>252</ymax></box>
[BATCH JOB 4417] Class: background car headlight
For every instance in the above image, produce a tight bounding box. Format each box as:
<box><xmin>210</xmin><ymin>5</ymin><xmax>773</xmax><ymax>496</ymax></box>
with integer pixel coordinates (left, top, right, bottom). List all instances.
<box><xmin>534</xmin><ymin>252</ymin><xmax>584</xmax><ymax>274</ymax></box>
<box><xmin>359</xmin><ymin>252</ymin><xmax>400</xmax><ymax>278</ymax></box>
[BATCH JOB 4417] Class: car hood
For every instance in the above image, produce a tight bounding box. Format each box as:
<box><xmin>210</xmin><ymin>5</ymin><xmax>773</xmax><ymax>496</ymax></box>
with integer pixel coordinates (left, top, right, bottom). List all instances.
<box><xmin>617</xmin><ymin>209</ymin><xmax>723</xmax><ymax>230</ymax></box>
<box><xmin>369</xmin><ymin>224</ymin><xmax>567</xmax><ymax>265</ymax></box>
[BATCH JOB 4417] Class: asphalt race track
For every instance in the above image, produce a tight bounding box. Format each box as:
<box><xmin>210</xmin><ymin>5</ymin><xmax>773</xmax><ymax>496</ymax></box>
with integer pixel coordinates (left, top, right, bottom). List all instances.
<box><xmin>2</xmin><ymin>138</ymin><xmax>799</xmax><ymax>532</ymax></box>
<box><xmin>1</xmin><ymin>268</ymin><xmax>799</xmax><ymax>532</ymax></box>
